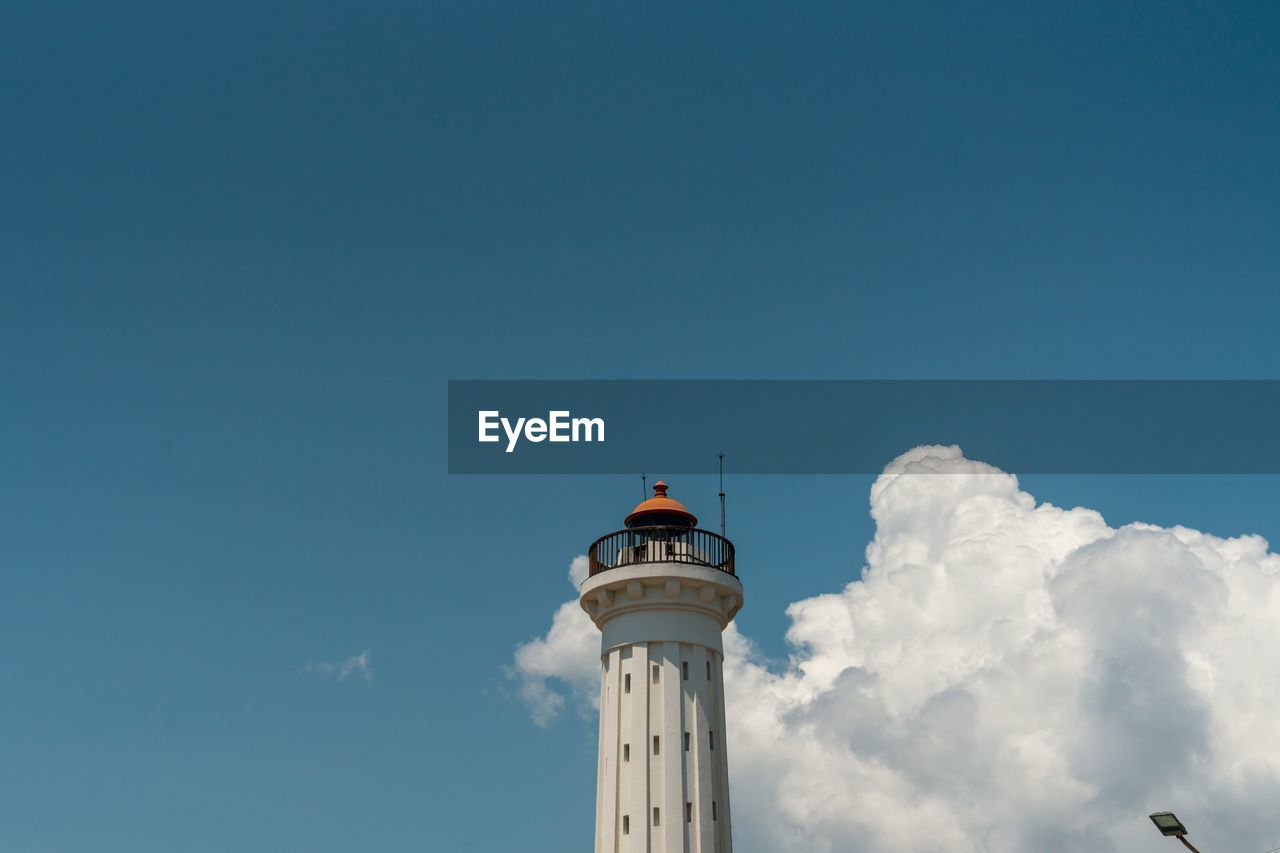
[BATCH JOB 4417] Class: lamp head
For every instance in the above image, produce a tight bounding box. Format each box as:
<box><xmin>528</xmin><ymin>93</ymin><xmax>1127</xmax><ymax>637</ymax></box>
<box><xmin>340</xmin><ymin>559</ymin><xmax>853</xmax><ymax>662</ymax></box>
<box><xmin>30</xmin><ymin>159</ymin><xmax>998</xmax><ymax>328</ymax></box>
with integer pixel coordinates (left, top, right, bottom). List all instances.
<box><xmin>1150</xmin><ymin>812</ymin><xmax>1188</xmax><ymax>837</ymax></box>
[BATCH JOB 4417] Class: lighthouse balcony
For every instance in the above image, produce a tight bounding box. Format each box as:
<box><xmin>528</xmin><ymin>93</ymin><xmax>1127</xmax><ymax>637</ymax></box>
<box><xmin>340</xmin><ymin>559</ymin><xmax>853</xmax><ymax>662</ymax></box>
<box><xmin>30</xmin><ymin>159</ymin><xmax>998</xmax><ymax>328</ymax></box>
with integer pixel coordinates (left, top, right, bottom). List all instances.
<box><xmin>587</xmin><ymin>526</ymin><xmax>735</xmax><ymax>578</ymax></box>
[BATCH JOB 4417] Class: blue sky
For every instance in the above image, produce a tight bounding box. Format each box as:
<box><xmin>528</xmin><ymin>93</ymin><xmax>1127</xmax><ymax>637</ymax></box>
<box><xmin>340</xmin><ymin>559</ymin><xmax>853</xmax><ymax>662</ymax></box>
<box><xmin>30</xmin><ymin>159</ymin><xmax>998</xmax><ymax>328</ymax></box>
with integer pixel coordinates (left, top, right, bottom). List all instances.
<box><xmin>3</xmin><ymin>2</ymin><xmax>1280</xmax><ymax>851</ymax></box>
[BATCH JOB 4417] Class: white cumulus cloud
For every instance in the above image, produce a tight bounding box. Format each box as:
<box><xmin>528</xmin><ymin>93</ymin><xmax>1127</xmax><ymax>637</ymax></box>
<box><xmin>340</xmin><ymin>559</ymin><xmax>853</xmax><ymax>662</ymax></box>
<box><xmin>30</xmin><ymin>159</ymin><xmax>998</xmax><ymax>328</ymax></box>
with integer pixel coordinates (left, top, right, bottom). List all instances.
<box><xmin>510</xmin><ymin>446</ymin><xmax>1280</xmax><ymax>852</ymax></box>
<box><xmin>511</xmin><ymin>556</ymin><xmax>598</xmax><ymax>726</ymax></box>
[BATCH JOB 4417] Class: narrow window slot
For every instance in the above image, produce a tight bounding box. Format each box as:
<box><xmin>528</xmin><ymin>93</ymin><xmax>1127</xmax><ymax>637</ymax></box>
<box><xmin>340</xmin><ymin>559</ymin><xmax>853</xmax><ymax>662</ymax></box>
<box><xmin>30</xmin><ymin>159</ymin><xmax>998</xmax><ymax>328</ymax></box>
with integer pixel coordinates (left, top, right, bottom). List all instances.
<box><xmin>682</xmin><ymin>661</ymin><xmax>689</xmax><ymax>680</ymax></box>
<box><xmin>686</xmin><ymin>802</ymin><xmax>692</xmax><ymax>823</ymax></box>
<box><xmin>712</xmin><ymin>801</ymin><xmax>717</xmax><ymax>820</ymax></box>
<box><xmin>623</xmin><ymin>744</ymin><xmax>630</xmax><ymax>762</ymax></box>
<box><xmin>707</xmin><ymin>660</ymin><xmax>712</xmax><ymax>680</ymax></box>
<box><xmin>623</xmin><ymin>815</ymin><xmax>629</xmax><ymax>835</ymax></box>
<box><xmin>653</xmin><ymin>735</ymin><xmax>660</xmax><ymax>756</ymax></box>
<box><xmin>653</xmin><ymin>807</ymin><xmax>660</xmax><ymax>826</ymax></box>
<box><xmin>709</xmin><ymin>730</ymin><xmax>715</xmax><ymax>750</ymax></box>
<box><xmin>652</xmin><ymin>664</ymin><xmax>659</xmax><ymax>684</ymax></box>
<box><xmin>624</xmin><ymin>673</ymin><xmax>631</xmax><ymax>693</ymax></box>
<box><xmin>684</xmin><ymin>732</ymin><xmax>690</xmax><ymax>752</ymax></box>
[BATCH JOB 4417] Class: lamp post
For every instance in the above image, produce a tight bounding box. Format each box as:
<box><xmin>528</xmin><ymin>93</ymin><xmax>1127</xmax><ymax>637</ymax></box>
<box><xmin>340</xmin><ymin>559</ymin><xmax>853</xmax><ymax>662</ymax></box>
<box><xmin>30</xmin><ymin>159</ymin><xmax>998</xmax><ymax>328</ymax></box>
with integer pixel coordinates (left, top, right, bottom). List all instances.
<box><xmin>1150</xmin><ymin>812</ymin><xmax>1203</xmax><ymax>853</ymax></box>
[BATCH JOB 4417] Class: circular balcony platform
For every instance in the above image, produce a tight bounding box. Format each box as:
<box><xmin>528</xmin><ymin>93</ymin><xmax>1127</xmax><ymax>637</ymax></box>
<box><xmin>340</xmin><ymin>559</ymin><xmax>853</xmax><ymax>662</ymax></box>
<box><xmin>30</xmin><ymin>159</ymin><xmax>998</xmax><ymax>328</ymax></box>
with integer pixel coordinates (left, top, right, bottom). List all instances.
<box><xmin>587</xmin><ymin>526</ymin><xmax>735</xmax><ymax>578</ymax></box>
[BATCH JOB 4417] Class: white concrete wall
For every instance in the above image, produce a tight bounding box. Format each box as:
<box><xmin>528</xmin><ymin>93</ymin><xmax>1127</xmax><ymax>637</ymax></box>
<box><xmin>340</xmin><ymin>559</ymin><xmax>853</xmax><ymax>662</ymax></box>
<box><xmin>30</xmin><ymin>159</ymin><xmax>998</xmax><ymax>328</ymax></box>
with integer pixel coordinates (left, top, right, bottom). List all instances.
<box><xmin>582</xmin><ymin>564</ymin><xmax>742</xmax><ymax>853</ymax></box>
<box><xmin>595</xmin><ymin>640</ymin><xmax>733</xmax><ymax>853</ymax></box>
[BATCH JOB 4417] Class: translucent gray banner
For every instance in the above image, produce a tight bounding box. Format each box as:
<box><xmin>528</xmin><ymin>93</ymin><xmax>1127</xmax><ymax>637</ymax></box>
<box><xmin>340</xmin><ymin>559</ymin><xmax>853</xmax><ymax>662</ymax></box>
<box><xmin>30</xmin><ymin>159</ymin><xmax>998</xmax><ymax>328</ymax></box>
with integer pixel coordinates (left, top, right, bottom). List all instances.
<box><xmin>448</xmin><ymin>380</ymin><xmax>1280</xmax><ymax>474</ymax></box>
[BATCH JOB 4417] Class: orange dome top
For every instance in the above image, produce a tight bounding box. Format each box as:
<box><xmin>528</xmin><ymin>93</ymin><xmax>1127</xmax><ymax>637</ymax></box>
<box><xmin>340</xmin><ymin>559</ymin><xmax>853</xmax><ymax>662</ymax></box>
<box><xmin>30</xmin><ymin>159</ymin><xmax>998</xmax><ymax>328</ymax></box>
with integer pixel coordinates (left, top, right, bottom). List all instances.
<box><xmin>625</xmin><ymin>481</ymin><xmax>698</xmax><ymax>528</ymax></box>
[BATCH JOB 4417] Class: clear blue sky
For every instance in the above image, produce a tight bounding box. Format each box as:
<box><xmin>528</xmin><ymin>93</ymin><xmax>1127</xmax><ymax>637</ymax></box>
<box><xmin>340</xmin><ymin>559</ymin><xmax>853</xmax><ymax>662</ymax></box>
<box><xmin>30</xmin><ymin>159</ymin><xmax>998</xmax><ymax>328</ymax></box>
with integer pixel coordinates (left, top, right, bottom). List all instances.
<box><xmin>3</xmin><ymin>3</ymin><xmax>1279</xmax><ymax>851</ymax></box>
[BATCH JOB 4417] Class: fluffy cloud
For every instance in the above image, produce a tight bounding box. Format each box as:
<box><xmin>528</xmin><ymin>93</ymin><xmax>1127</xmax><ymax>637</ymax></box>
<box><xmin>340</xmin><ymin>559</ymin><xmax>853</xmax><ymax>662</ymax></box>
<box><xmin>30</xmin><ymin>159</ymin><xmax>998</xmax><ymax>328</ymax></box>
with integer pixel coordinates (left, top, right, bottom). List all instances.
<box><xmin>511</xmin><ymin>447</ymin><xmax>1280</xmax><ymax>852</ymax></box>
<box><xmin>511</xmin><ymin>556</ymin><xmax>599</xmax><ymax>726</ymax></box>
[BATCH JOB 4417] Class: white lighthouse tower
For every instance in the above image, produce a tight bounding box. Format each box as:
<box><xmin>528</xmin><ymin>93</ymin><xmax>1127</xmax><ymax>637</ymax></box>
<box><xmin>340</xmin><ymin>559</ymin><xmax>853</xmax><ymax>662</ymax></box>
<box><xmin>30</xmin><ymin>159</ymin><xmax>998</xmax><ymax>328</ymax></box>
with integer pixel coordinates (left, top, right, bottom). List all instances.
<box><xmin>580</xmin><ymin>481</ymin><xmax>744</xmax><ymax>853</ymax></box>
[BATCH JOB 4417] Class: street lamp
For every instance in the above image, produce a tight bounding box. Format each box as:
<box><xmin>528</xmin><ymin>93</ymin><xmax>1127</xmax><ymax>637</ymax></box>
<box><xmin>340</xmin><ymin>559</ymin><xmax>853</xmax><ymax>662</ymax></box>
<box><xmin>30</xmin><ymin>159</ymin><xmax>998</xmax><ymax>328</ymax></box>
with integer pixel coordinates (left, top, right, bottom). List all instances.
<box><xmin>1150</xmin><ymin>812</ymin><xmax>1203</xmax><ymax>852</ymax></box>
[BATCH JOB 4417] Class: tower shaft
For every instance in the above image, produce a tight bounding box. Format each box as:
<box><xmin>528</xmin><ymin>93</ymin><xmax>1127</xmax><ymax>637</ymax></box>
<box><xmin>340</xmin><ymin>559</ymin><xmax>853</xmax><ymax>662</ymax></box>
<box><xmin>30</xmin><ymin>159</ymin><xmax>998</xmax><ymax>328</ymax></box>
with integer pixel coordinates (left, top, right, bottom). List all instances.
<box><xmin>581</xmin><ymin>555</ymin><xmax>742</xmax><ymax>853</ymax></box>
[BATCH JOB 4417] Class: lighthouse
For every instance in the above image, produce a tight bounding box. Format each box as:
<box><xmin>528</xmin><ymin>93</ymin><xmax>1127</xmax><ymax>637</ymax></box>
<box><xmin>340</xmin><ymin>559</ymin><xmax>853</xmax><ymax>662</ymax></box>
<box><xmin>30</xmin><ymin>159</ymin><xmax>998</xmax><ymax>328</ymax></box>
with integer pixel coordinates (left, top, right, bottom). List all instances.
<box><xmin>580</xmin><ymin>481</ymin><xmax>744</xmax><ymax>853</ymax></box>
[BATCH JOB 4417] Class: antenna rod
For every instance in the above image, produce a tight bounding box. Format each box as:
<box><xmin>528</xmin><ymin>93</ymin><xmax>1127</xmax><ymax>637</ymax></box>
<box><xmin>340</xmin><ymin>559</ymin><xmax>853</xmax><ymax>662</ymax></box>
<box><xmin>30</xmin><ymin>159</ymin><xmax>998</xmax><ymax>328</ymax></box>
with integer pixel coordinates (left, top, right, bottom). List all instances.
<box><xmin>641</xmin><ymin>473</ymin><xmax>647</xmax><ymax>499</ymax></box>
<box><xmin>718</xmin><ymin>453</ymin><xmax>726</xmax><ymax>537</ymax></box>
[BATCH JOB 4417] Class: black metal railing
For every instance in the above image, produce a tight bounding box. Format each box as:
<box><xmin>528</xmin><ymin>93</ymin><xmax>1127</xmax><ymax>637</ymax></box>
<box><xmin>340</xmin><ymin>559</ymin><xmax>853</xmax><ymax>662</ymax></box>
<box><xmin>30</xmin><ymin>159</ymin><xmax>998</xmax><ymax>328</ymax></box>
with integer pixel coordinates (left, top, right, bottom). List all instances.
<box><xmin>587</xmin><ymin>526</ymin><xmax>735</xmax><ymax>577</ymax></box>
